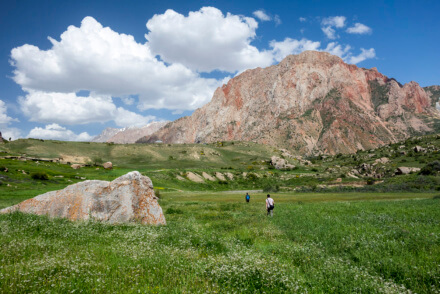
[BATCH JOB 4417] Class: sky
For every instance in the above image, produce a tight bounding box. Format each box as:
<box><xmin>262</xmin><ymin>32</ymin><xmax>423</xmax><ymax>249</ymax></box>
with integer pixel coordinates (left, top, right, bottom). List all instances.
<box><xmin>0</xmin><ymin>0</ymin><xmax>439</xmax><ymax>141</ymax></box>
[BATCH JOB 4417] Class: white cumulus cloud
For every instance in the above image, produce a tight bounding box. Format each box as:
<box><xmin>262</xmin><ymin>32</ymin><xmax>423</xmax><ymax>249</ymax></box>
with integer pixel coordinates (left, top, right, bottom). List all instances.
<box><xmin>322</xmin><ymin>16</ymin><xmax>346</xmax><ymax>28</ymax></box>
<box><xmin>0</xmin><ymin>100</ymin><xmax>21</xmax><ymax>140</ymax></box>
<box><xmin>253</xmin><ymin>10</ymin><xmax>271</xmax><ymax>21</ymax></box>
<box><xmin>270</xmin><ymin>38</ymin><xmax>321</xmax><ymax>62</ymax></box>
<box><xmin>324</xmin><ymin>42</ymin><xmax>352</xmax><ymax>58</ymax></box>
<box><xmin>346</xmin><ymin>23</ymin><xmax>372</xmax><ymax>34</ymax></box>
<box><xmin>19</xmin><ymin>91</ymin><xmax>156</xmax><ymax>127</ymax></box>
<box><xmin>145</xmin><ymin>7</ymin><xmax>273</xmax><ymax>72</ymax></box>
<box><xmin>27</xmin><ymin>123</ymin><xmax>93</xmax><ymax>141</ymax></box>
<box><xmin>321</xmin><ymin>16</ymin><xmax>346</xmax><ymax>39</ymax></box>
<box><xmin>11</xmin><ymin>16</ymin><xmax>221</xmax><ymax>119</ymax></box>
<box><xmin>348</xmin><ymin>48</ymin><xmax>376</xmax><ymax>64</ymax></box>
<box><xmin>0</xmin><ymin>100</ymin><xmax>18</xmax><ymax>125</ymax></box>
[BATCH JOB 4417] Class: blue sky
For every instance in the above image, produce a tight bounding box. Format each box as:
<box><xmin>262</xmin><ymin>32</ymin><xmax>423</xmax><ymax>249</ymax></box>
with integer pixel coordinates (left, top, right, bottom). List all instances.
<box><xmin>0</xmin><ymin>0</ymin><xmax>439</xmax><ymax>141</ymax></box>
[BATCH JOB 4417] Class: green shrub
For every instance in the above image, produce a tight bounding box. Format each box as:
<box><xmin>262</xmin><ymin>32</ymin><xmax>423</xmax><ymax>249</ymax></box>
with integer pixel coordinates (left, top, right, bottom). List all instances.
<box><xmin>247</xmin><ymin>173</ymin><xmax>258</xmax><ymax>181</ymax></box>
<box><xmin>154</xmin><ymin>189</ymin><xmax>161</xmax><ymax>199</ymax></box>
<box><xmin>30</xmin><ymin>172</ymin><xmax>49</xmax><ymax>180</ymax></box>
<box><xmin>419</xmin><ymin>161</ymin><xmax>440</xmax><ymax>175</ymax></box>
<box><xmin>263</xmin><ymin>185</ymin><xmax>279</xmax><ymax>192</ymax></box>
<box><xmin>366</xmin><ymin>178</ymin><xmax>375</xmax><ymax>185</ymax></box>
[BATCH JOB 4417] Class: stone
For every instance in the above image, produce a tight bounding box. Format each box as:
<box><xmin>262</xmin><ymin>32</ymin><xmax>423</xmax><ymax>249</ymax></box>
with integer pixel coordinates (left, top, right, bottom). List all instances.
<box><xmin>215</xmin><ymin>172</ymin><xmax>226</xmax><ymax>181</ymax></box>
<box><xmin>186</xmin><ymin>172</ymin><xmax>204</xmax><ymax>183</ymax></box>
<box><xmin>335</xmin><ymin>178</ymin><xmax>342</xmax><ymax>183</ymax></box>
<box><xmin>270</xmin><ymin>156</ymin><xmax>295</xmax><ymax>170</ymax></box>
<box><xmin>176</xmin><ymin>175</ymin><xmax>186</xmax><ymax>181</ymax></box>
<box><xmin>71</xmin><ymin>164</ymin><xmax>82</xmax><ymax>169</ymax></box>
<box><xmin>0</xmin><ymin>171</ymin><xmax>166</xmax><ymax>225</ymax></box>
<box><xmin>395</xmin><ymin>167</ymin><xmax>421</xmax><ymax>175</ymax></box>
<box><xmin>375</xmin><ymin>157</ymin><xmax>390</xmax><ymax>164</ymax></box>
<box><xmin>414</xmin><ymin>145</ymin><xmax>426</xmax><ymax>153</ymax></box>
<box><xmin>224</xmin><ymin>172</ymin><xmax>234</xmax><ymax>180</ymax></box>
<box><xmin>202</xmin><ymin>172</ymin><xmax>216</xmax><ymax>181</ymax></box>
<box><xmin>103</xmin><ymin>162</ymin><xmax>113</xmax><ymax>169</ymax></box>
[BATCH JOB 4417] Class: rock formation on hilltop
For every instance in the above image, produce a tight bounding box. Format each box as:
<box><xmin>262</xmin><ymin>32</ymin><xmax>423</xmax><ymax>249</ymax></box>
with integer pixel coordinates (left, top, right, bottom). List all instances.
<box><xmin>0</xmin><ymin>171</ymin><xmax>166</xmax><ymax>225</ymax></box>
<box><xmin>140</xmin><ymin>51</ymin><xmax>440</xmax><ymax>154</ymax></box>
<box><xmin>92</xmin><ymin>122</ymin><xmax>168</xmax><ymax>144</ymax></box>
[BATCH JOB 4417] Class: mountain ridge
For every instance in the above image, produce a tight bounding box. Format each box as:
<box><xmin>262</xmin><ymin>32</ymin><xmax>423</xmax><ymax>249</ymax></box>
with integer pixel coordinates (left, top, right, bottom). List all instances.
<box><xmin>139</xmin><ymin>51</ymin><xmax>440</xmax><ymax>155</ymax></box>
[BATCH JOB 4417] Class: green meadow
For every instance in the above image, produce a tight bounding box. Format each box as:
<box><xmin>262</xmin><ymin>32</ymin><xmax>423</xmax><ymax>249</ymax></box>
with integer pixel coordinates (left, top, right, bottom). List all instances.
<box><xmin>1</xmin><ymin>138</ymin><xmax>440</xmax><ymax>292</ymax></box>
<box><xmin>1</xmin><ymin>193</ymin><xmax>439</xmax><ymax>293</ymax></box>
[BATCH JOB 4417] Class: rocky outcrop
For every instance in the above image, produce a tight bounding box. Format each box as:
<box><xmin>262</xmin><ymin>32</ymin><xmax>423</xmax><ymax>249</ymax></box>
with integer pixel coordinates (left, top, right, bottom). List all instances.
<box><xmin>270</xmin><ymin>156</ymin><xmax>295</xmax><ymax>170</ymax></box>
<box><xmin>395</xmin><ymin>167</ymin><xmax>421</xmax><ymax>175</ymax></box>
<box><xmin>141</xmin><ymin>51</ymin><xmax>440</xmax><ymax>155</ymax></box>
<box><xmin>185</xmin><ymin>172</ymin><xmax>204</xmax><ymax>183</ymax></box>
<box><xmin>0</xmin><ymin>171</ymin><xmax>166</xmax><ymax>225</ymax></box>
<box><xmin>202</xmin><ymin>172</ymin><xmax>216</xmax><ymax>181</ymax></box>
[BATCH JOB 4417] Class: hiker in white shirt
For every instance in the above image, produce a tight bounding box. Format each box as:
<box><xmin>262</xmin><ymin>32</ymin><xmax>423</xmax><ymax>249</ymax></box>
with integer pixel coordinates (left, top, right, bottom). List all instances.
<box><xmin>266</xmin><ymin>194</ymin><xmax>274</xmax><ymax>217</ymax></box>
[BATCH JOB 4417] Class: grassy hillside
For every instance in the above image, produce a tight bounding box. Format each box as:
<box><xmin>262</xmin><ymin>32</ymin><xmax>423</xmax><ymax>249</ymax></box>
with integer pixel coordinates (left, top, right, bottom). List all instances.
<box><xmin>2</xmin><ymin>134</ymin><xmax>440</xmax><ymax>209</ymax></box>
<box><xmin>1</xmin><ymin>195</ymin><xmax>439</xmax><ymax>293</ymax></box>
<box><xmin>1</xmin><ymin>137</ymin><xmax>440</xmax><ymax>292</ymax></box>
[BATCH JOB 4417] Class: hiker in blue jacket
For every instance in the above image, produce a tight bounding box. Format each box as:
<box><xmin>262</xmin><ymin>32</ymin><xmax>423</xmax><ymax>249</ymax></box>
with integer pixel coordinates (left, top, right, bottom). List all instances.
<box><xmin>245</xmin><ymin>192</ymin><xmax>250</xmax><ymax>203</ymax></box>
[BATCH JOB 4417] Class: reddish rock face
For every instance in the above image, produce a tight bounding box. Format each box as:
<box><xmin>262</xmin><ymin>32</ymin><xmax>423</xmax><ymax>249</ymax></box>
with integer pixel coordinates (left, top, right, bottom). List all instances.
<box><xmin>142</xmin><ymin>51</ymin><xmax>440</xmax><ymax>154</ymax></box>
<box><xmin>0</xmin><ymin>171</ymin><xmax>166</xmax><ymax>225</ymax></box>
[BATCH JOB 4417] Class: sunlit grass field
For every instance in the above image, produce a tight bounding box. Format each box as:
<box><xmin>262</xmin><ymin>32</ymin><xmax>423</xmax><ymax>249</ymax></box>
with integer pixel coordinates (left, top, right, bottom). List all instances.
<box><xmin>1</xmin><ymin>192</ymin><xmax>439</xmax><ymax>293</ymax></box>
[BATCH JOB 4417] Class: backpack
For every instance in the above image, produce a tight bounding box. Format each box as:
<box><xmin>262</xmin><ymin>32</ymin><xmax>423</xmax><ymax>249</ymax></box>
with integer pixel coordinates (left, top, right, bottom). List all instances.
<box><xmin>246</xmin><ymin>195</ymin><xmax>250</xmax><ymax>200</ymax></box>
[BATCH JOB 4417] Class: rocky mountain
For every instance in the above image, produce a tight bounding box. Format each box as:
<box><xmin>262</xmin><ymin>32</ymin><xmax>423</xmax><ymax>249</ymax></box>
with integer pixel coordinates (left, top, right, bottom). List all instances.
<box><xmin>139</xmin><ymin>51</ymin><xmax>440</xmax><ymax>155</ymax></box>
<box><xmin>91</xmin><ymin>127</ymin><xmax>120</xmax><ymax>143</ymax></box>
<box><xmin>92</xmin><ymin>122</ymin><xmax>168</xmax><ymax>144</ymax></box>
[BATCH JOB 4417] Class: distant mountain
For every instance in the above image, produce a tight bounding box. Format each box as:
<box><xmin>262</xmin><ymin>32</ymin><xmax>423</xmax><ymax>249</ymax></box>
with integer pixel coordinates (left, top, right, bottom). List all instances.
<box><xmin>92</xmin><ymin>122</ymin><xmax>168</xmax><ymax>144</ymax></box>
<box><xmin>91</xmin><ymin>127</ymin><xmax>120</xmax><ymax>143</ymax></box>
<box><xmin>139</xmin><ymin>51</ymin><xmax>440</xmax><ymax>155</ymax></box>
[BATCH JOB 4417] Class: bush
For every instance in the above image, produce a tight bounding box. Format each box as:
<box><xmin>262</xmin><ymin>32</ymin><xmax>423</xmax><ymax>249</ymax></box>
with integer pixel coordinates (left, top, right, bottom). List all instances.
<box><xmin>247</xmin><ymin>173</ymin><xmax>258</xmax><ymax>181</ymax></box>
<box><xmin>154</xmin><ymin>189</ymin><xmax>161</xmax><ymax>199</ymax></box>
<box><xmin>420</xmin><ymin>161</ymin><xmax>440</xmax><ymax>175</ymax></box>
<box><xmin>31</xmin><ymin>172</ymin><xmax>49</xmax><ymax>180</ymax></box>
<box><xmin>366</xmin><ymin>178</ymin><xmax>375</xmax><ymax>185</ymax></box>
<box><xmin>311</xmin><ymin>168</ymin><xmax>318</xmax><ymax>172</ymax></box>
<box><xmin>263</xmin><ymin>185</ymin><xmax>279</xmax><ymax>192</ymax></box>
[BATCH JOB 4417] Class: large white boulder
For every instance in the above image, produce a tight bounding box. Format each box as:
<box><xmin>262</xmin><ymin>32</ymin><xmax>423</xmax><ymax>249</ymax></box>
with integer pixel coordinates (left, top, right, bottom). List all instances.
<box><xmin>0</xmin><ymin>171</ymin><xmax>166</xmax><ymax>225</ymax></box>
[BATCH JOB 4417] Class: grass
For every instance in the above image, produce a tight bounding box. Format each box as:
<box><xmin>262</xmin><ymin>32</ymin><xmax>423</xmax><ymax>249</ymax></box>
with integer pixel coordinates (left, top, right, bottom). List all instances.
<box><xmin>1</xmin><ymin>138</ymin><xmax>440</xmax><ymax>292</ymax></box>
<box><xmin>1</xmin><ymin>194</ymin><xmax>439</xmax><ymax>293</ymax></box>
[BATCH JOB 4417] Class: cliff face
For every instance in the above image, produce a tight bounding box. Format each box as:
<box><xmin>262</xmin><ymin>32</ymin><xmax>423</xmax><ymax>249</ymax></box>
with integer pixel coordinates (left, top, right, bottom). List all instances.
<box><xmin>143</xmin><ymin>51</ymin><xmax>440</xmax><ymax>154</ymax></box>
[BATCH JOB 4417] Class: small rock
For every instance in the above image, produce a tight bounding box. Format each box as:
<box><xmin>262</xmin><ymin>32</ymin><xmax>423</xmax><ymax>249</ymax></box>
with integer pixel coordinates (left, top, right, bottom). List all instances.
<box><xmin>215</xmin><ymin>172</ymin><xmax>226</xmax><ymax>181</ymax></box>
<box><xmin>71</xmin><ymin>164</ymin><xmax>82</xmax><ymax>170</ymax></box>
<box><xmin>103</xmin><ymin>162</ymin><xmax>113</xmax><ymax>170</ymax></box>
<box><xmin>202</xmin><ymin>172</ymin><xmax>216</xmax><ymax>181</ymax></box>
